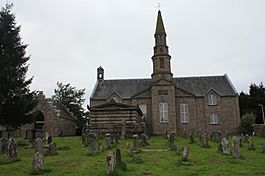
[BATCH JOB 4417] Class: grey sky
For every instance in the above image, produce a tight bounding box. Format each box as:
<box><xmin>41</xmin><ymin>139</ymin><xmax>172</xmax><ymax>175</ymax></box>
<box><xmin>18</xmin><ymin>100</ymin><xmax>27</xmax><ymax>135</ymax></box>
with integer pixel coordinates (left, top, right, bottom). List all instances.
<box><xmin>1</xmin><ymin>0</ymin><xmax>265</xmax><ymax>106</ymax></box>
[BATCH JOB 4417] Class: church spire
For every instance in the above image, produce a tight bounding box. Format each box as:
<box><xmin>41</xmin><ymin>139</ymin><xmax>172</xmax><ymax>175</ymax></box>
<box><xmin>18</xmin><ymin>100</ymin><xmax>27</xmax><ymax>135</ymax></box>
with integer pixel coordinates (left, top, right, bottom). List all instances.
<box><xmin>151</xmin><ymin>10</ymin><xmax>173</xmax><ymax>82</ymax></box>
<box><xmin>155</xmin><ymin>10</ymin><xmax>166</xmax><ymax>35</ymax></box>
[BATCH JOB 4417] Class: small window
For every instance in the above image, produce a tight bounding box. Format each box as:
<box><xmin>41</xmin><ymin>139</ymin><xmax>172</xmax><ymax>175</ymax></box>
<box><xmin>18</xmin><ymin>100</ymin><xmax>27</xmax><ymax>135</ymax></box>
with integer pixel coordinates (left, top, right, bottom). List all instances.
<box><xmin>159</xmin><ymin>102</ymin><xmax>168</xmax><ymax>122</ymax></box>
<box><xmin>210</xmin><ymin>113</ymin><xmax>218</xmax><ymax>124</ymax></box>
<box><xmin>159</xmin><ymin>58</ymin><xmax>165</xmax><ymax>69</ymax></box>
<box><xmin>180</xmin><ymin>103</ymin><xmax>189</xmax><ymax>123</ymax></box>
<box><xmin>208</xmin><ymin>94</ymin><xmax>217</xmax><ymax>105</ymax></box>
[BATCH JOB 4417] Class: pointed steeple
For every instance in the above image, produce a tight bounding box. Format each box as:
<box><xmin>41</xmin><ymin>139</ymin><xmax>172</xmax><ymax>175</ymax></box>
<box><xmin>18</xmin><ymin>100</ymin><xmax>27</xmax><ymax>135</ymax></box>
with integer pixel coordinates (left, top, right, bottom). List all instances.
<box><xmin>155</xmin><ymin>10</ymin><xmax>166</xmax><ymax>34</ymax></box>
<box><xmin>151</xmin><ymin>10</ymin><xmax>173</xmax><ymax>82</ymax></box>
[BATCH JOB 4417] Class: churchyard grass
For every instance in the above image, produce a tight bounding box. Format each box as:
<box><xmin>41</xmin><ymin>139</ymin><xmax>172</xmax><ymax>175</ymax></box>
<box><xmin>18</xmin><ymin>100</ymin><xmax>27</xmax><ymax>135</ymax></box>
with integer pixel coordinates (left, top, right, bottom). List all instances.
<box><xmin>0</xmin><ymin>135</ymin><xmax>264</xmax><ymax>176</ymax></box>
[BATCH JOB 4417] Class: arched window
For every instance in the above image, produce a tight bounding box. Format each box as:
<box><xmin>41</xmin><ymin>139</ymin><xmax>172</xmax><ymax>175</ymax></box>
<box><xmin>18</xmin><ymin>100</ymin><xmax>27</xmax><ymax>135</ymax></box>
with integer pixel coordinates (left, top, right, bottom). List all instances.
<box><xmin>139</xmin><ymin>104</ymin><xmax>147</xmax><ymax>120</ymax></box>
<box><xmin>159</xmin><ymin>102</ymin><xmax>168</xmax><ymax>122</ymax></box>
<box><xmin>180</xmin><ymin>103</ymin><xmax>189</xmax><ymax>123</ymax></box>
<box><xmin>208</xmin><ymin>94</ymin><xmax>217</xmax><ymax>105</ymax></box>
<box><xmin>210</xmin><ymin>113</ymin><xmax>218</xmax><ymax>124</ymax></box>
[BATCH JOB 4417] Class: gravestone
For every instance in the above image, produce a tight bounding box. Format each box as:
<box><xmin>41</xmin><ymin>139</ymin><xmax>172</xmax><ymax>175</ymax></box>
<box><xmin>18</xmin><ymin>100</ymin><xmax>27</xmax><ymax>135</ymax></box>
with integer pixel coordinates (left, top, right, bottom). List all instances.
<box><xmin>262</xmin><ymin>144</ymin><xmax>265</xmax><ymax>153</ymax></box>
<box><xmin>6</xmin><ymin>138</ymin><xmax>18</xmax><ymax>160</ymax></box>
<box><xmin>115</xmin><ymin>148</ymin><xmax>121</xmax><ymax>166</ymax></box>
<box><xmin>212</xmin><ymin>131</ymin><xmax>221</xmax><ymax>143</ymax></box>
<box><xmin>35</xmin><ymin>138</ymin><xmax>44</xmax><ymax>154</ymax></box>
<box><xmin>221</xmin><ymin>137</ymin><xmax>230</xmax><ymax>155</ymax></box>
<box><xmin>32</xmin><ymin>152</ymin><xmax>44</xmax><ymax>171</ymax></box>
<box><xmin>126</xmin><ymin>143</ymin><xmax>132</xmax><ymax>156</ymax></box>
<box><xmin>47</xmin><ymin>136</ymin><xmax>52</xmax><ymax>145</ymax></box>
<box><xmin>247</xmin><ymin>137</ymin><xmax>255</xmax><ymax>150</ymax></box>
<box><xmin>106</xmin><ymin>152</ymin><xmax>114</xmax><ymax>176</ymax></box>
<box><xmin>189</xmin><ymin>134</ymin><xmax>195</xmax><ymax>144</ymax></box>
<box><xmin>132</xmin><ymin>134</ymin><xmax>139</xmax><ymax>152</ymax></box>
<box><xmin>105</xmin><ymin>133</ymin><xmax>112</xmax><ymax>150</ymax></box>
<box><xmin>232</xmin><ymin>136</ymin><xmax>240</xmax><ymax>159</ymax></box>
<box><xmin>170</xmin><ymin>143</ymin><xmax>178</xmax><ymax>152</ymax></box>
<box><xmin>168</xmin><ymin>133</ymin><xmax>175</xmax><ymax>146</ymax></box>
<box><xmin>81</xmin><ymin>133</ymin><xmax>86</xmax><ymax>146</ymax></box>
<box><xmin>245</xmin><ymin>134</ymin><xmax>249</xmax><ymax>142</ymax></box>
<box><xmin>140</xmin><ymin>134</ymin><xmax>149</xmax><ymax>146</ymax></box>
<box><xmin>34</xmin><ymin>129</ymin><xmax>44</xmax><ymax>139</ymax></box>
<box><xmin>89</xmin><ymin>135</ymin><xmax>97</xmax><ymax>156</ymax></box>
<box><xmin>121</xmin><ymin>119</ymin><xmax>126</xmax><ymax>140</ymax></box>
<box><xmin>46</xmin><ymin>143</ymin><xmax>57</xmax><ymax>156</ymax></box>
<box><xmin>45</xmin><ymin>132</ymin><xmax>49</xmax><ymax>141</ymax></box>
<box><xmin>182</xmin><ymin>145</ymin><xmax>190</xmax><ymax>161</ymax></box>
<box><xmin>0</xmin><ymin>138</ymin><xmax>8</xmax><ymax>153</ymax></box>
<box><xmin>201</xmin><ymin>133</ymin><xmax>210</xmax><ymax>148</ymax></box>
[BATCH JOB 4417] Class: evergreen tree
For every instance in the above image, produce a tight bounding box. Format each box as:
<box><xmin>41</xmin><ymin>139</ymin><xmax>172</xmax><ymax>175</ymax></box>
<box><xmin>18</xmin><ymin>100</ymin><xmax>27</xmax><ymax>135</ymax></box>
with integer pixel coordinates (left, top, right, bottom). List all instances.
<box><xmin>0</xmin><ymin>4</ymin><xmax>37</xmax><ymax>129</ymax></box>
<box><xmin>52</xmin><ymin>82</ymin><xmax>88</xmax><ymax>130</ymax></box>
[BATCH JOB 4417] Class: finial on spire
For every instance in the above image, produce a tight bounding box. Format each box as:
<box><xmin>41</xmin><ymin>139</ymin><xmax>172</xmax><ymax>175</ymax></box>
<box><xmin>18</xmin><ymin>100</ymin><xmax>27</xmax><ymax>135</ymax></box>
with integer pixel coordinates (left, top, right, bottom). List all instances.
<box><xmin>156</xmin><ymin>2</ymin><xmax>163</xmax><ymax>10</ymax></box>
<box><xmin>155</xmin><ymin>9</ymin><xmax>166</xmax><ymax>34</ymax></box>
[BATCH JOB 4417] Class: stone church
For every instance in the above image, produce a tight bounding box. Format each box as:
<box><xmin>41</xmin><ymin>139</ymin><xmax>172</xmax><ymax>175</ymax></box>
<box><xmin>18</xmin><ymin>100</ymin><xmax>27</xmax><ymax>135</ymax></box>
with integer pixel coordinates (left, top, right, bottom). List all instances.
<box><xmin>89</xmin><ymin>10</ymin><xmax>240</xmax><ymax>135</ymax></box>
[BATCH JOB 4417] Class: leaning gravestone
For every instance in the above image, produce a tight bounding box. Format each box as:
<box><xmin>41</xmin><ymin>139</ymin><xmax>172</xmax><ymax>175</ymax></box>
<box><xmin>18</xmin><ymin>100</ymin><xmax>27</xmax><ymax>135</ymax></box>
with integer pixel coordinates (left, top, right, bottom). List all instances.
<box><xmin>6</xmin><ymin>138</ymin><xmax>18</xmax><ymax>160</ymax></box>
<box><xmin>106</xmin><ymin>152</ymin><xmax>114</xmax><ymax>176</ymax></box>
<box><xmin>132</xmin><ymin>134</ymin><xmax>139</xmax><ymax>152</ymax></box>
<box><xmin>221</xmin><ymin>137</ymin><xmax>230</xmax><ymax>155</ymax></box>
<box><xmin>232</xmin><ymin>136</ymin><xmax>240</xmax><ymax>159</ymax></box>
<box><xmin>46</xmin><ymin>143</ymin><xmax>57</xmax><ymax>156</ymax></box>
<box><xmin>182</xmin><ymin>145</ymin><xmax>190</xmax><ymax>161</ymax></box>
<box><xmin>35</xmin><ymin>138</ymin><xmax>44</xmax><ymax>154</ymax></box>
<box><xmin>32</xmin><ymin>152</ymin><xmax>44</xmax><ymax>171</ymax></box>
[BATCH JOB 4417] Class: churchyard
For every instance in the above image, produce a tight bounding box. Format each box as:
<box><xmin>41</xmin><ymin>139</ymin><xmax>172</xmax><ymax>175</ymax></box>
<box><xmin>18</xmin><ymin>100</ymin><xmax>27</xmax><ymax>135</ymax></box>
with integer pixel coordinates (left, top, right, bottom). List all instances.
<box><xmin>0</xmin><ymin>134</ymin><xmax>265</xmax><ymax>176</ymax></box>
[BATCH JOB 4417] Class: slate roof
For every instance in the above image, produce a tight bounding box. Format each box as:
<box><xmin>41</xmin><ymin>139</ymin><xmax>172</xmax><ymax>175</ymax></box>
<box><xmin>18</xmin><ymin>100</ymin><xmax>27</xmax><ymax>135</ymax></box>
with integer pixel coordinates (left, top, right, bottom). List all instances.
<box><xmin>90</xmin><ymin>75</ymin><xmax>237</xmax><ymax>99</ymax></box>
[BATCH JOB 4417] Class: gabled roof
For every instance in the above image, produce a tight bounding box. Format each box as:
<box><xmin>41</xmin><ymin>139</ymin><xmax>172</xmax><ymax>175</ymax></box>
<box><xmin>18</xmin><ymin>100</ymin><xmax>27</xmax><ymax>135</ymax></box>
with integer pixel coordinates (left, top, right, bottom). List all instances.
<box><xmin>90</xmin><ymin>75</ymin><xmax>237</xmax><ymax>100</ymax></box>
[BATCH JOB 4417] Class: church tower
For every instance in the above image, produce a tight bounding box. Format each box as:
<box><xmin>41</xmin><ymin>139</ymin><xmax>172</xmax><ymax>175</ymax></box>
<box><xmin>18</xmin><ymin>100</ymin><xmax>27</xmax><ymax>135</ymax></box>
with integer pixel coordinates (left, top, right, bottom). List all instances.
<box><xmin>151</xmin><ymin>10</ymin><xmax>173</xmax><ymax>82</ymax></box>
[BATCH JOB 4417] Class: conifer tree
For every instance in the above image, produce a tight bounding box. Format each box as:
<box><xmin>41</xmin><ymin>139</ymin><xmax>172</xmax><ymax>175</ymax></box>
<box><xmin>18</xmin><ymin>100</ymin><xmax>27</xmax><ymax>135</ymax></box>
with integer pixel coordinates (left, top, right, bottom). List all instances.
<box><xmin>0</xmin><ymin>4</ymin><xmax>37</xmax><ymax>129</ymax></box>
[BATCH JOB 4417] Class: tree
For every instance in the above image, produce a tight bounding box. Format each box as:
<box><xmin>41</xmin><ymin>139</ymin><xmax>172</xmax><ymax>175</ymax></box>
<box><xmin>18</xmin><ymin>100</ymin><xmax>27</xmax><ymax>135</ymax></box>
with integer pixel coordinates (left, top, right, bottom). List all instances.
<box><xmin>239</xmin><ymin>83</ymin><xmax>265</xmax><ymax>123</ymax></box>
<box><xmin>0</xmin><ymin>4</ymin><xmax>37</xmax><ymax>129</ymax></box>
<box><xmin>239</xmin><ymin>113</ymin><xmax>256</xmax><ymax>135</ymax></box>
<box><xmin>52</xmin><ymin>82</ymin><xmax>88</xmax><ymax>130</ymax></box>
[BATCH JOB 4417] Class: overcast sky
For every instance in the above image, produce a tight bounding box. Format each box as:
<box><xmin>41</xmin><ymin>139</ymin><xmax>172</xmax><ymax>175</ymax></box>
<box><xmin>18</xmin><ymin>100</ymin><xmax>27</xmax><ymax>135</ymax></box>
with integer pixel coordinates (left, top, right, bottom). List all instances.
<box><xmin>1</xmin><ymin>0</ymin><xmax>265</xmax><ymax>105</ymax></box>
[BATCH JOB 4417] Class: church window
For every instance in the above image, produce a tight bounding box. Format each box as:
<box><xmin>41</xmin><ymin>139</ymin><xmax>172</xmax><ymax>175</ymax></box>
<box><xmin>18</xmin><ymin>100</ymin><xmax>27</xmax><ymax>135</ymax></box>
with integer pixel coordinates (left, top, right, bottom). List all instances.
<box><xmin>210</xmin><ymin>113</ymin><xmax>218</xmax><ymax>124</ymax></box>
<box><xmin>180</xmin><ymin>103</ymin><xmax>189</xmax><ymax>123</ymax></box>
<box><xmin>159</xmin><ymin>102</ymin><xmax>168</xmax><ymax>122</ymax></box>
<box><xmin>160</xmin><ymin>58</ymin><xmax>165</xmax><ymax>69</ymax></box>
<box><xmin>139</xmin><ymin>104</ymin><xmax>147</xmax><ymax>120</ymax></box>
<box><xmin>208</xmin><ymin>94</ymin><xmax>217</xmax><ymax>105</ymax></box>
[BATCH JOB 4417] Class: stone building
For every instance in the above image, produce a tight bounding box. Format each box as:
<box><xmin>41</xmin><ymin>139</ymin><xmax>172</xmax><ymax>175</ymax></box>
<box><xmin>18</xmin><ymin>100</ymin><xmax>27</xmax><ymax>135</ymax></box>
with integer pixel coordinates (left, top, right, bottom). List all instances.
<box><xmin>17</xmin><ymin>91</ymin><xmax>77</xmax><ymax>137</ymax></box>
<box><xmin>90</xmin><ymin>10</ymin><xmax>240</xmax><ymax>135</ymax></box>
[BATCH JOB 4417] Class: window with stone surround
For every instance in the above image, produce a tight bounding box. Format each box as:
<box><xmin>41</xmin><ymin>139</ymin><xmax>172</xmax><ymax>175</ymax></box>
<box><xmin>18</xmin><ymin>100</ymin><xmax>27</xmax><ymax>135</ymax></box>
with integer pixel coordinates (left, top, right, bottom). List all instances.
<box><xmin>159</xmin><ymin>102</ymin><xmax>168</xmax><ymax>122</ymax></box>
<box><xmin>139</xmin><ymin>103</ymin><xmax>147</xmax><ymax>120</ymax></box>
<box><xmin>180</xmin><ymin>103</ymin><xmax>189</xmax><ymax>123</ymax></box>
<box><xmin>208</xmin><ymin>94</ymin><xmax>217</xmax><ymax>105</ymax></box>
<box><xmin>210</xmin><ymin>113</ymin><xmax>218</xmax><ymax>124</ymax></box>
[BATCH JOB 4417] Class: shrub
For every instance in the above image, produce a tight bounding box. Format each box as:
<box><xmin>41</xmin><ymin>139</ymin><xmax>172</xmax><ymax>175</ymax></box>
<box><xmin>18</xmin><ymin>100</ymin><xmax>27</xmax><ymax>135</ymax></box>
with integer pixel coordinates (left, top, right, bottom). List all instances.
<box><xmin>239</xmin><ymin>113</ymin><xmax>256</xmax><ymax>135</ymax></box>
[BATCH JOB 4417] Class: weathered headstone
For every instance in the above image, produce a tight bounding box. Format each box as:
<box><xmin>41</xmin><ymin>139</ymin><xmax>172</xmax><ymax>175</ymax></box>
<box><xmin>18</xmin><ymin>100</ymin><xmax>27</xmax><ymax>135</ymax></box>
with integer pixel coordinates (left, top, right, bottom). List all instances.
<box><xmin>247</xmin><ymin>137</ymin><xmax>255</xmax><ymax>150</ymax></box>
<box><xmin>221</xmin><ymin>137</ymin><xmax>230</xmax><ymax>155</ymax></box>
<box><xmin>232</xmin><ymin>136</ymin><xmax>240</xmax><ymax>159</ymax></box>
<box><xmin>121</xmin><ymin>119</ymin><xmax>126</xmax><ymax>140</ymax></box>
<box><xmin>106</xmin><ymin>152</ymin><xmax>114</xmax><ymax>176</ymax></box>
<box><xmin>81</xmin><ymin>133</ymin><xmax>86</xmax><ymax>146</ymax></box>
<box><xmin>245</xmin><ymin>134</ymin><xmax>249</xmax><ymax>142</ymax></box>
<box><xmin>114</xmin><ymin>148</ymin><xmax>121</xmax><ymax>166</ymax></box>
<box><xmin>45</xmin><ymin>132</ymin><xmax>49</xmax><ymax>141</ymax></box>
<box><xmin>0</xmin><ymin>138</ymin><xmax>8</xmax><ymax>153</ymax></box>
<box><xmin>140</xmin><ymin>134</ymin><xmax>149</xmax><ymax>146</ymax></box>
<box><xmin>170</xmin><ymin>143</ymin><xmax>178</xmax><ymax>152</ymax></box>
<box><xmin>35</xmin><ymin>138</ymin><xmax>44</xmax><ymax>154</ymax></box>
<box><xmin>132</xmin><ymin>134</ymin><xmax>139</xmax><ymax>152</ymax></box>
<box><xmin>6</xmin><ymin>138</ymin><xmax>18</xmax><ymax>160</ymax></box>
<box><xmin>168</xmin><ymin>133</ymin><xmax>175</xmax><ymax>146</ymax></box>
<box><xmin>46</xmin><ymin>143</ymin><xmax>57</xmax><ymax>156</ymax></box>
<box><xmin>105</xmin><ymin>133</ymin><xmax>112</xmax><ymax>150</ymax></box>
<box><xmin>32</xmin><ymin>152</ymin><xmax>44</xmax><ymax>171</ymax></box>
<box><xmin>189</xmin><ymin>134</ymin><xmax>195</xmax><ymax>144</ymax></box>
<box><xmin>182</xmin><ymin>145</ymin><xmax>190</xmax><ymax>161</ymax></box>
<box><xmin>201</xmin><ymin>133</ymin><xmax>210</xmax><ymax>148</ymax></box>
<box><xmin>126</xmin><ymin>143</ymin><xmax>132</xmax><ymax>156</ymax></box>
<box><xmin>47</xmin><ymin>136</ymin><xmax>52</xmax><ymax>145</ymax></box>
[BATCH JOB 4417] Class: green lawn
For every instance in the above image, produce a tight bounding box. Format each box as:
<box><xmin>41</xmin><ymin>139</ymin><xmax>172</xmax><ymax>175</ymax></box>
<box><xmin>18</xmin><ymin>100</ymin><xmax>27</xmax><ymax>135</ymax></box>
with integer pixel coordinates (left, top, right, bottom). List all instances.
<box><xmin>0</xmin><ymin>135</ymin><xmax>264</xmax><ymax>176</ymax></box>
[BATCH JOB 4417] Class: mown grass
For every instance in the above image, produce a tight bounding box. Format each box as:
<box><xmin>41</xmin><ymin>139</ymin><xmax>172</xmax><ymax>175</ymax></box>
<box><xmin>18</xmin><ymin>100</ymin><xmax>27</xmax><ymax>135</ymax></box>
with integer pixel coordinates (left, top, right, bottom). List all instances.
<box><xmin>0</xmin><ymin>135</ymin><xmax>264</xmax><ymax>176</ymax></box>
